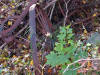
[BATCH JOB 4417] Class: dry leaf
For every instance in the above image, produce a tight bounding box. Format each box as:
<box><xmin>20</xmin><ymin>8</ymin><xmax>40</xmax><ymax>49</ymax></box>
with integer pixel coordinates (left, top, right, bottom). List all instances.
<box><xmin>13</xmin><ymin>55</ymin><xmax>17</xmax><ymax>58</ymax></box>
<box><xmin>87</xmin><ymin>61</ymin><xmax>92</xmax><ymax>68</ymax></box>
<box><xmin>93</xmin><ymin>13</ymin><xmax>97</xmax><ymax>17</ymax></box>
<box><xmin>82</xmin><ymin>0</ymin><xmax>86</xmax><ymax>4</ymax></box>
<box><xmin>28</xmin><ymin>35</ymin><xmax>30</xmax><ymax>40</ymax></box>
<box><xmin>83</xmin><ymin>29</ymin><xmax>88</xmax><ymax>37</ymax></box>
<box><xmin>30</xmin><ymin>60</ymin><xmax>34</xmax><ymax>66</ymax></box>
<box><xmin>48</xmin><ymin>68</ymin><xmax>52</xmax><ymax>73</ymax></box>
<box><xmin>8</xmin><ymin>21</ymin><xmax>12</xmax><ymax>26</ymax></box>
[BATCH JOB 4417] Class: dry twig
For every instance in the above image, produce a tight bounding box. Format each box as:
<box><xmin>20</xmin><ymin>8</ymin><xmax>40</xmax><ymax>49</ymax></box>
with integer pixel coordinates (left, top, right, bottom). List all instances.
<box><xmin>63</xmin><ymin>58</ymin><xmax>100</xmax><ymax>74</ymax></box>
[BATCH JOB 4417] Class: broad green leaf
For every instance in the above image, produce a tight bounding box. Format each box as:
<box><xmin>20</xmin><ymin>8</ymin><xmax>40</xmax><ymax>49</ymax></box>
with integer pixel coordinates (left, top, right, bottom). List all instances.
<box><xmin>66</xmin><ymin>25</ymin><xmax>71</xmax><ymax>29</ymax></box>
<box><xmin>63</xmin><ymin>70</ymin><xmax>77</xmax><ymax>75</ymax></box>
<box><xmin>67</xmin><ymin>33</ymin><xmax>74</xmax><ymax>39</ymax></box>
<box><xmin>46</xmin><ymin>25</ymin><xmax>88</xmax><ymax>74</ymax></box>
<box><xmin>54</xmin><ymin>43</ymin><xmax>63</xmax><ymax>52</ymax></box>
<box><xmin>60</xmin><ymin>26</ymin><xmax>66</xmax><ymax>34</ymax></box>
<box><xmin>67</xmin><ymin>29</ymin><xmax>73</xmax><ymax>34</ymax></box>
<box><xmin>46</xmin><ymin>52</ymin><xmax>58</xmax><ymax>67</ymax></box>
<box><xmin>68</xmin><ymin>40</ymin><xmax>74</xmax><ymax>45</ymax></box>
<box><xmin>57</xmin><ymin>34</ymin><xmax>66</xmax><ymax>41</ymax></box>
<box><xmin>56</xmin><ymin>54</ymin><xmax>69</xmax><ymax>65</ymax></box>
<box><xmin>46</xmin><ymin>52</ymin><xmax>69</xmax><ymax>67</ymax></box>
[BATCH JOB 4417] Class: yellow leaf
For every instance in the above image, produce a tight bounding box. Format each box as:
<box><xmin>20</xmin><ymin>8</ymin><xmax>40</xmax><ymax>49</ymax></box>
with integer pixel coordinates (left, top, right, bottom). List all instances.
<box><xmin>28</xmin><ymin>35</ymin><xmax>30</xmax><ymax>40</ymax></box>
<box><xmin>83</xmin><ymin>29</ymin><xmax>88</xmax><ymax>37</ymax></box>
<box><xmin>84</xmin><ymin>29</ymin><xmax>87</xmax><ymax>34</ymax></box>
<box><xmin>3</xmin><ymin>61</ymin><xmax>7</xmax><ymax>67</ymax></box>
<box><xmin>30</xmin><ymin>60</ymin><xmax>34</xmax><ymax>66</ymax></box>
<box><xmin>11</xmin><ymin>10</ymin><xmax>16</xmax><ymax>13</ymax></box>
<box><xmin>8</xmin><ymin>21</ymin><xmax>12</xmax><ymax>26</ymax></box>
<box><xmin>88</xmin><ymin>49</ymin><xmax>91</xmax><ymax>52</ymax></box>
<box><xmin>12</xmin><ymin>0</ymin><xmax>16</xmax><ymax>3</ymax></box>
<box><xmin>23</xmin><ymin>45</ymin><xmax>27</xmax><ymax>48</ymax></box>
<box><xmin>87</xmin><ymin>61</ymin><xmax>92</xmax><ymax>68</ymax></box>
<box><xmin>2</xmin><ymin>5</ymin><xmax>8</xmax><ymax>9</ymax></box>
<box><xmin>10</xmin><ymin>3</ymin><xmax>15</xmax><ymax>8</ymax></box>
<box><xmin>93</xmin><ymin>13</ymin><xmax>97</xmax><ymax>17</ymax></box>
<box><xmin>13</xmin><ymin>55</ymin><xmax>17</xmax><ymax>58</ymax></box>
<box><xmin>11</xmin><ymin>5</ymin><xmax>15</xmax><ymax>8</ymax></box>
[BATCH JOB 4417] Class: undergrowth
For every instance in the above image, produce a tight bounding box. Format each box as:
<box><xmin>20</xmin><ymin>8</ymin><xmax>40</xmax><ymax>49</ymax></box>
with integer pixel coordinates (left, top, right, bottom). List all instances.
<box><xmin>46</xmin><ymin>25</ymin><xmax>88</xmax><ymax>75</ymax></box>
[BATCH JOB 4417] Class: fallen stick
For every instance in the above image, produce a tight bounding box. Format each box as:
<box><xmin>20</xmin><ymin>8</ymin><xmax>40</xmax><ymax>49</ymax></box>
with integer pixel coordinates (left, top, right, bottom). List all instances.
<box><xmin>29</xmin><ymin>4</ymin><xmax>41</xmax><ymax>75</ymax></box>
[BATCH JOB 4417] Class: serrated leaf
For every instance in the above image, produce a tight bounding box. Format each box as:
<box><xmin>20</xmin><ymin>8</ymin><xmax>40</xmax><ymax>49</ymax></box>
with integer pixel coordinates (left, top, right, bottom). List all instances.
<box><xmin>57</xmin><ymin>34</ymin><xmax>66</xmax><ymax>41</ymax></box>
<box><xmin>66</xmin><ymin>25</ymin><xmax>71</xmax><ymax>29</ymax></box>
<box><xmin>60</xmin><ymin>26</ymin><xmax>66</xmax><ymax>34</ymax></box>
<box><xmin>46</xmin><ymin>52</ymin><xmax>58</xmax><ymax>67</ymax></box>
<box><xmin>67</xmin><ymin>33</ymin><xmax>74</xmax><ymax>39</ymax></box>
<box><xmin>46</xmin><ymin>52</ymin><xmax>69</xmax><ymax>67</ymax></box>
<box><xmin>67</xmin><ymin>29</ymin><xmax>73</xmax><ymax>34</ymax></box>
<box><xmin>54</xmin><ymin>43</ymin><xmax>63</xmax><ymax>52</ymax></box>
<box><xmin>68</xmin><ymin>40</ymin><xmax>74</xmax><ymax>45</ymax></box>
<box><xmin>46</xmin><ymin>25</ymin><xmax>87</xmax><ymax>74</ymax></box>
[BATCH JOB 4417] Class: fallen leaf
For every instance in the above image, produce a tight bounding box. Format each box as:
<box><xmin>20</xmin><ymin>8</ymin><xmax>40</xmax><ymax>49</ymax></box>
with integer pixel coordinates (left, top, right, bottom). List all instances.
<box><xmin>8</xmin><ymin>21</ymin><xmax>12</xmax><ymax>26</ymax></box>
<box><xmin>82</xmin><ymin>0</ymin><xmax>86</xmax><ymax>4</ymax></box>
<box><xmin>93</xmin><ymin>13</ymin><xmax>97</xmax><ymax>17</ymax></box>
<box><xmin>30</xmin><ymin>60</ymin><xmax>34</xmax><ymax>66</ymax></box>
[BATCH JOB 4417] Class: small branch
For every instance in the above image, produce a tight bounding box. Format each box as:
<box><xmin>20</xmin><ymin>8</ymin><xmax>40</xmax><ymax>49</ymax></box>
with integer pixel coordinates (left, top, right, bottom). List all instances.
<box><xmin>0</xmin><ymin>23</ymin><xmax>29</xmax><ymax>49</ymax></box>
<box><xmin>58</xmin><ymin>1</ymin><xmax>65</xmax><ymax>17</ymax></box>
<box><xmin>49</xmin><ymin>3</ymin><xmax>56</xmax><ymax>20</ymax></box>
<box><xmin>63</xmin><ymin>0</ymin><xmax>70</xmax><ymax>26</ymax></box>
<box><xmin>72</xmin><ymin>13</ymin><xmax>100</xmax><ymax>25</ymax></box>
<box><xmin>63</xmin><ymin>58</ymin><xmax>100</xmax><ymax>74</ymax></box>
<box><xmin>43</xmin><ymin>0</ymin><xmax>57</xmax><ymax>10</ymax></box>
<box><xmin>0</xmin><ymin>43</ymin><xmax>6</xmax><ymax>49</ymax></box>
<box><xmin>37</xmin><ymin>6</ymin><xmax>52</xmax><ymax>34</ymax></box>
